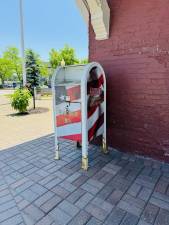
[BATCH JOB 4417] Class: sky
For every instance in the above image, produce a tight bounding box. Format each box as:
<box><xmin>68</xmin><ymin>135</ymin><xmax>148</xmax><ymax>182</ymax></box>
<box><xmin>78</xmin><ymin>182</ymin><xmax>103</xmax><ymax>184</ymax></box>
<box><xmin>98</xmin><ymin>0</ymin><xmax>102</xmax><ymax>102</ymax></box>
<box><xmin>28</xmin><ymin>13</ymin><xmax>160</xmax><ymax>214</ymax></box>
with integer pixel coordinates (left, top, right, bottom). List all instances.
<box><xmin>0</xmin><ymin>0</ymin><xmax>88</xmax><ymax>61</ymax></box>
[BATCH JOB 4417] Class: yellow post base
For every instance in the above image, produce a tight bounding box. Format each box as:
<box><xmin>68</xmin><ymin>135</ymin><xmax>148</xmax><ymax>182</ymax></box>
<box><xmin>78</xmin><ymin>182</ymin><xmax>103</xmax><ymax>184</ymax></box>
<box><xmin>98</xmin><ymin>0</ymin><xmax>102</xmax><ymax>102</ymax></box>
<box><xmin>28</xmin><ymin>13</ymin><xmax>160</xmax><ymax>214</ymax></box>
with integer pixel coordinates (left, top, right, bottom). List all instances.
<box><xmin>102</xmin><ymin>138</ymin><xmax>109</xmax><ymax>154</ymax></box>
<box><xmin>54</xmin><ymin>144</ymin><xmax>60</xmax><ymax>160</ymax></box>
<box><xmin>81</xmin><ymin>156</ymin><xmax>88</xmax><ymax>171</ymax></box>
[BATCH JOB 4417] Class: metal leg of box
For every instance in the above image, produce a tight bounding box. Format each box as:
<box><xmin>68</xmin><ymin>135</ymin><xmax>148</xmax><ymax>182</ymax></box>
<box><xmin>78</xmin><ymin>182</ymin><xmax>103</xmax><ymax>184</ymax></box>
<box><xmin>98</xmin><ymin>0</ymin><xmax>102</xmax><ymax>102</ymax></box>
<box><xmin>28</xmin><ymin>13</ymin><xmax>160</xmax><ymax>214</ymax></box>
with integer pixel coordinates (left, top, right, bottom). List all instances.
<box><xmin>81</xmin><ymin>155</ymin><xmax>88</xmax><ymax>170</ymax></box>
<box><xmin>102</xmin><ymin>136</ymin><xmax>109</xmax><ymax>154</ymax></box>
<box><xmin>54</xmin><ymin>143</ymin><xmax>60</xmax><ymax>160</ymax></box>
<box><xmin>81</xmin><ymin>143</ymin><xmax>89</xmax><ymax>170</ymax></box>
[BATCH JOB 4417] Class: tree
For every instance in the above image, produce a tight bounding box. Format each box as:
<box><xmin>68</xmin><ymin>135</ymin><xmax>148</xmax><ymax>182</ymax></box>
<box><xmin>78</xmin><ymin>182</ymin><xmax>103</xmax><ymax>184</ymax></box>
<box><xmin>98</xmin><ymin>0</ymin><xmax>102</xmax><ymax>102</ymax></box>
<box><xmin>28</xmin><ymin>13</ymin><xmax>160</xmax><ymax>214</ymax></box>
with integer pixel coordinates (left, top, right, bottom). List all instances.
<box><xmin>79</xmin><ymin>58</ymin><xmax>88</xmax><ymax>64</ymax></box>
<box><xmin>49</xmin><ymin>45</ymin><xmax>79</xmax><ymax>69</ymax></box>
<box><xmin>49</xmin><ymin>49</ymin><xmax>60</xmax><ymax>69</ymax></box>
<box><xmin>25</xmin><ymin>49</ymin><xmax>40</xmax><ymax>109</ymax></box>
<box><xmin>59</xmin><ymin>45</ymin><xmax>79</xmax><ymax>65</ymax></box>
<box><xmin>38</xmin><ymin>60</ymin><xmax>49</xmax><ymax>78</ymax></box>
<box><xmin>0</xmin><ymin>58</ymin><xmax>13</xmax><ymax>85</ymax></box>
<box><xmin>3</xmin><ymin>47</ymin><xmax>22</xmax><ymax>82</ymax></box>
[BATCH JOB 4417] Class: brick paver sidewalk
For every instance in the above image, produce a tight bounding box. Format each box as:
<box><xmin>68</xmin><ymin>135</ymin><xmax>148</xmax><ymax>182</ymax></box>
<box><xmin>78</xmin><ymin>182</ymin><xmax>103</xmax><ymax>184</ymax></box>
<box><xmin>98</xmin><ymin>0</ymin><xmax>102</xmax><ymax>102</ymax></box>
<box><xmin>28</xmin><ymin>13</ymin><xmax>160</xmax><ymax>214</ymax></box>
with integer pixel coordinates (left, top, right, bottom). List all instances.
<box><xmin>0</xmin><ymin>135</ymin><xmax>169</xmax><ymax>225</ymax></box>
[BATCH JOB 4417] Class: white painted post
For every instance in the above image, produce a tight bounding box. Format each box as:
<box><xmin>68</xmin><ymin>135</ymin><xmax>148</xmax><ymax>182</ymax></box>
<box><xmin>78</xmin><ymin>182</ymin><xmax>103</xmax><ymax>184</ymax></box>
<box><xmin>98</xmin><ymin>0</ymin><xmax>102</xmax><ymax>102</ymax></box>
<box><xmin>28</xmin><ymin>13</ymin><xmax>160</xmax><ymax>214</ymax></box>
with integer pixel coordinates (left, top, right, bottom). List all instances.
<box><xmin>19</xmin><ymin>0</ymin><xmax>26</xmax><ymax>86</ymax></box>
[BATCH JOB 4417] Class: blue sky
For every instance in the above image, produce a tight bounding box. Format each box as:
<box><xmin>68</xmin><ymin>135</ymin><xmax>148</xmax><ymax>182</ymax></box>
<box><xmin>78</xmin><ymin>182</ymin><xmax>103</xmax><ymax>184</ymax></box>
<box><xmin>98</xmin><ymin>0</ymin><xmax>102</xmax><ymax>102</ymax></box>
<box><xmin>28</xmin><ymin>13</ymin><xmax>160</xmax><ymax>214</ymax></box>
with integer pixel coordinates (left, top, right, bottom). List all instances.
<box><xmin>0</xmin><ymin>0</ymin><xmax>88</xmax><ymax>61</ymax></box>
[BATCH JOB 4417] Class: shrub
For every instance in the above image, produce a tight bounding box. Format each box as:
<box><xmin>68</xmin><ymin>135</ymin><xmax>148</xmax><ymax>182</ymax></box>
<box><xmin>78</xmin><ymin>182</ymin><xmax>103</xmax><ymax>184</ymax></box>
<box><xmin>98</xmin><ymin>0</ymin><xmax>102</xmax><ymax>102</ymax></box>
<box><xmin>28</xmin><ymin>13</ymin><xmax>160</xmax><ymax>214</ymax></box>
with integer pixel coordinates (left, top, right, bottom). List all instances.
<box><xmin>11</xmin><ymin>88</ymin><xmax>31</xmax><ymax>113</ymax></box>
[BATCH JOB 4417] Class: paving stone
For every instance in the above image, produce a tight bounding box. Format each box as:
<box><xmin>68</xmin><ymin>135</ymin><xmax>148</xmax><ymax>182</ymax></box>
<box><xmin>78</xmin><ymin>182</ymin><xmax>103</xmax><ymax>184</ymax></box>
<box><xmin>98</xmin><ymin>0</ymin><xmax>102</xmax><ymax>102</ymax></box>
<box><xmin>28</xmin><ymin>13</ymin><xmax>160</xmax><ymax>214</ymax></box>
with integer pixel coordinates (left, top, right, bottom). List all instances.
<box><xmin>135</xmin><ymin>176</ymin><xmax>156</xmax><ymax>189</ymax></box>
<box><xmin>149</xmin><ymin>197</ymin><xmax>169</xmax><ymax>211</ymax></box>
<box><xmin>21</xmin><ymin>211</ymin><xmax>35</xmax><ymax>225</ymax></box>
<box><xmin>36</xmin><ymin>169</ymin><xmax>49</xmax><ymax>177</ymax></box>
<box><xmin>154</xmin><ymin>180</ymin><xmax>169</xmax><ymax>194</ymax></box>
<box><xmin>72</xmin><ymin>175</ymin><xmax>89</xmax><ymax>187</ymax></box>
<box><xmin>0</xmin><ymin>200</ymin><xmax>16</xmax><ymax>213</ymax></box>
<box><xmin>51</xmin><ymin>185</ymin><xmax>70</xmax><ymax>198</ymax></box>
<box><xmin>81</xmin><ymin>182</ymin><xmax>101</xmax><ymax>195</ymax></box>
<box><xmin>107</xmin><ymin>189</ymin><xmax>124</xmax><ymax>206</ymax></box>
<box><xmin>67</xmin><ymin>188</ymin><xmax>86</xmax><ymax>204</ymax></box>
<box><xmin>21</xmin><ymin>189</ymin><xmax>39</xmax><ymax>202</ymax></box>
<box><xmin>34</xmin><ymin>191</ymin><xmax>55</xmax><ymax>207</ymax></box>
<box><xmin>10</xmin><ymin>177</ymin><xmax>29</xmax><ymax>189</ymax></box>
<box><xmin>44</xmin><ymin>177</ymin><xmax>62</xmax><ymax>189</ymax></box>
<box><xmin>92</xmin><ymin>197</ymin><xmax>114</xmax><ymax>213</ymax></box>
<box><xmin>127</xmin><ymin>183</ymin><xmax>142</xmax><ymax>197</ymax></box>
<box><xmin>85</xmin><ymin>203</ymin><xmax>107</xmax><ymax>221</ymax></box>
<box><xmin>30</xmin><ymin>183</ymin><xmax>47</xmax><ymax>195</ymax></box>
<box><xmin>40</xmin><ymin>195</ymin><xmax>62</xmax><ymax>213</ymax></box>
<box><xmin>86</xmin><ymin>217</ymin><xmax>102</xmax><ymax>225</ymax></box>
<box><xmin>18</xmin><ymin>199</ymin><xmax>30</xmax><ymax>210</ymax></box>
<box><xmin>36</xmin><ymin>215</ymin><xmax>54</xmax><ymax>225</ymax></box>
<box><xmin>137</xmin><ymin>220</ymin><xmax>152</xmax><ymax>225</ymax></box>
<box><xmin>118</xmin><ymin>200</ymin><xmax>143</xmax><ymax>217</ymax></box>
<box><xmin>0</xmin><ymin>207</ymin><xmax>19</xmax><ymax>223</ymax></box>
<box><xmin>66</xmin><ymin>172</ymin><xmax>81</xmax><ymax>183</ymax></box>
<box><xmin>23</xmin><ymin>204</ymin><xmax>44</xmax><ymax>223</ymax></box>
<box><xmin>120</xmin><ymin>213</ymin><xmax>139</xmax><ymax>225</ymax></box>
<box><xmin>15</xmin><ymin>180</ymin><xmax>34</xmax><ymax>194</ymax></box>
<box><xmin>49</xmin><ymin>207</ymin><xmax>72</xmax><ymax>225</ymax></box>
<box><xmin>75</xmin><ymin>192</ymin><xmax>94</xmax><ymax>209</ymax></box>
<box><xmin>0</xmin><ymin>188</ymin><xmax>10</xmax><ymax>197</ymax></box>
<box><xmin>104</xmin><ymin>207</ymin><xmax>126</xmax><ymax>225</ymax></box>
<box><xmin>53</xmin><ymin>170</ymin><xmax>68</xmax><ymax>180</ymax></box>
<box><xmin>103</xmin><ymin>163</ymin><xmax>122</xmax><ymax>175</ymax></box>
<box><xmin>14</xmin><ymin>195</ymin><xmax>23</xmax><ymax>203</ymax></box>
<box><xmin>0</xmin><ymin>214</ymin><xmax>23</xmax><ymax>225</ymax></box>
<box><xmin>100</xmin><ymin>172</ymin><xmax>114</xmax><ymax>184</ymax></box>
<box><xmin>58</xmin><ymin>200</ymin><xmax>79</xmax><ymax>217</ymax></box>
<box><xmin>123</xmin><ymin>194</ymin><xmax>146</xmax><ymax>209</ymax></box>
<box><xmin>68</xmin><ymin>210</ymin><xmax>91</xmax><ymax>225</ymax></box>
<box><xmin>0</xmin><ymin>194</ymin><xmax>13</xmax><ymax>205</ymax></box>
<box><xmin>154</xmin><ymin>208</ymin><xmax>169</xmax><ymax>225</ymax></box>
<box><xmin>138</xmin><ymin>187</ymin><xmax>152</xmax><ymax>201</ymax></box>
<box><xmin>96</xmin><ymin>185</ymin><xmax>114</xmax><ymax>200</ymax></box>
<box><xmin>141</xmin><ymin>203</ymin><xmax>159</xmax><ymax>224</ymax></box>
<box><xmin>59</xmin><ymin>181</ymin><xmax>77</xmax><ymax>192</ymax></box>
<box><xmin>152</xmin><ymin>191</ymin><xmax>169</xmax><ymax>203</ymax></box>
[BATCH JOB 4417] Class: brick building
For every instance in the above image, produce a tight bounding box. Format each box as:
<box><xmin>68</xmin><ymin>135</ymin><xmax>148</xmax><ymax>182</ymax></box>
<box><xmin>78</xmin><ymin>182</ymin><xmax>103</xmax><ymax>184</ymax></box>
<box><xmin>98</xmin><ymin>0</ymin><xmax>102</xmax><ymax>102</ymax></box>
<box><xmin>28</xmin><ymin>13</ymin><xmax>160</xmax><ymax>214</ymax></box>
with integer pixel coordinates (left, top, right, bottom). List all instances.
<box><xmin>77</xmin><ymin>0</ymin><xmax>169</xmax><ymax>162</ymax></box>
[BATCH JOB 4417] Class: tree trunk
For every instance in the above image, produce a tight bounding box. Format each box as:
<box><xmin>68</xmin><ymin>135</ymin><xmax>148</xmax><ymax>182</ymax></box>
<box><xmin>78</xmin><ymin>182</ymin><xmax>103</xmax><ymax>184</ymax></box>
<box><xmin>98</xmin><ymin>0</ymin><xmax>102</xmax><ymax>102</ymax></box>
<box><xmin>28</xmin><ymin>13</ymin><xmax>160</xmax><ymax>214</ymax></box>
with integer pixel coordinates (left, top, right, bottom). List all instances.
<box><xmin>33</xmin><ymin>87</ymin><xmax>36</xmax><ymax>109</ymax></box>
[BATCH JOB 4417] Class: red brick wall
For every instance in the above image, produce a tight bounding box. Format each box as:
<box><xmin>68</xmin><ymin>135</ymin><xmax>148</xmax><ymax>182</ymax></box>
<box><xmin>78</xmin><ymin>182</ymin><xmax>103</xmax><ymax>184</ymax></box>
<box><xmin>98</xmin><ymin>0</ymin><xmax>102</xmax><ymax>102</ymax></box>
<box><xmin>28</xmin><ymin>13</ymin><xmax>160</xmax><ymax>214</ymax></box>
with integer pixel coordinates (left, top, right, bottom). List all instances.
<box><xmin>89</xmin><ymin>0</ymin><xmax>169</xmax><ymax>162</ymax></box>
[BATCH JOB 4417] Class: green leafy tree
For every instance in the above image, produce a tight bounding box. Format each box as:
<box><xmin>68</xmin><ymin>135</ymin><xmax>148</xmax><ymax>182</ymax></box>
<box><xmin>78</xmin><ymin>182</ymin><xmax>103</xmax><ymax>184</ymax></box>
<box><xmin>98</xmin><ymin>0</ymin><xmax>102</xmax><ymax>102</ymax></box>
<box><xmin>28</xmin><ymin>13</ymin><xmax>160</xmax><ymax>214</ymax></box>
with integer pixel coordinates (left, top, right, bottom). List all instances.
<box><xmin>3</xmin><ymin>47</ymin><xmax>22</xmax><ymax>82</ymax></box>
<box><xmin>80</xmin><ymin>58</ymin><xmax>88</xmax><ymax>64</ymax></box>
<box><xmin>49</xmin><ymin>45</ymin><xmax>79</xmax><ymax>69</ymax></box>
<box><xmin>49</xmin><ymin>48</ymin><xmax>60</xmax><ymax>69</ymax></box>
<box><xmin>38</xmin><ymin>60</ymin><xmax>49</xmax><ymax>78</ymax></box>
<box><xmin>0</xmin><ymin>58</ymin><xmax>13</xmax><ymax>85</ymax></box>
<box><xmin>59</xmin><ymin>45</ymin><xmax>79</xmax><ymax>65</ymax></box>
<box><xmin>25</xmin><ymin>49</ymin><xmax>40</xmax><ymax>109</ymax></box>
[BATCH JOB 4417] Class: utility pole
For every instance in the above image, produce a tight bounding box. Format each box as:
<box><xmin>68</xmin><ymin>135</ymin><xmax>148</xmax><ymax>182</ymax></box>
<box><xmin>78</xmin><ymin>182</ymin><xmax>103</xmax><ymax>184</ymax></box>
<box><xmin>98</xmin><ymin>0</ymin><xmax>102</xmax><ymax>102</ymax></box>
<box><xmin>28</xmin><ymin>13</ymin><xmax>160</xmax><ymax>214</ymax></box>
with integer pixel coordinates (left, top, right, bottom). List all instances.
<box><xmin>19</xmin><ymin>0</ymin><xmax>26</xmax><ymax>86</ymax></box>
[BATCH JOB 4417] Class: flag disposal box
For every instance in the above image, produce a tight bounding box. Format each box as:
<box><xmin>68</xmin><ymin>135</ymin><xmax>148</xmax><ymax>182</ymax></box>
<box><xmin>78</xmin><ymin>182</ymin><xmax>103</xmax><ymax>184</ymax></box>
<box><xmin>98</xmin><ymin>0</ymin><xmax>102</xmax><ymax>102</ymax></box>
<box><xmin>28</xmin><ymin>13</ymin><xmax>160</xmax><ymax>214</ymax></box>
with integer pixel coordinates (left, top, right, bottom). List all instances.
<box><xmin>52</xmin><ymin>62</ymin><xmax>107</xmax><ymax>170</ymax></box>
